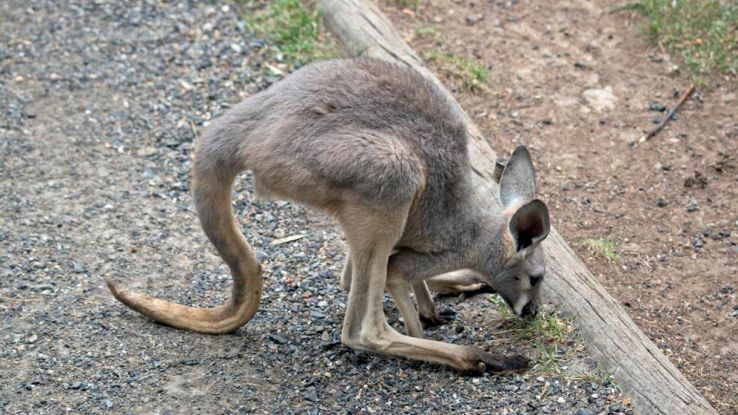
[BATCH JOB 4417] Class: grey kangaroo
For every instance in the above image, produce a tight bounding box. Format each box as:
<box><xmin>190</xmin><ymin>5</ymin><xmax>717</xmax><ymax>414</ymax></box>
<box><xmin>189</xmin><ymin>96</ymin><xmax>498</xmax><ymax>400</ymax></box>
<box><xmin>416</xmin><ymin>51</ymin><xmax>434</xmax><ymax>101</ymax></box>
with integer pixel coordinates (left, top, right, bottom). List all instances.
<box><xmin>107</xmin><ymin>58</ymin><xmax>550</xmax><ymax>374</ymax></box>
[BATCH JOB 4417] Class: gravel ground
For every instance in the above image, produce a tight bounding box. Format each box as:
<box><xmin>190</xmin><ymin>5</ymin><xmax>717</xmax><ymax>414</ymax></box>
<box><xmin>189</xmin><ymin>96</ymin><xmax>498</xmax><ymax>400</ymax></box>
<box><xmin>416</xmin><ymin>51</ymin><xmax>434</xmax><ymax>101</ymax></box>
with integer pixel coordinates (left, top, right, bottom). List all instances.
<box><xmin>1</xmin><ymin>1</ymin><xmax>629</xmax><ymax>414</ymax></box>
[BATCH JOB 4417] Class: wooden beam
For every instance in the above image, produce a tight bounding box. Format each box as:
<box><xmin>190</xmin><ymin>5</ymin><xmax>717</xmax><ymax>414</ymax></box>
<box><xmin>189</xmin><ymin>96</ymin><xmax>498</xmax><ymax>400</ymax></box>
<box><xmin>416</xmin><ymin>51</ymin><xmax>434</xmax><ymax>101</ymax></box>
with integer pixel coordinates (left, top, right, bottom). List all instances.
<box><xmin>317</xmin><ymin>0</ymin><xmax>717</xmax><ymax>414</ymax></box>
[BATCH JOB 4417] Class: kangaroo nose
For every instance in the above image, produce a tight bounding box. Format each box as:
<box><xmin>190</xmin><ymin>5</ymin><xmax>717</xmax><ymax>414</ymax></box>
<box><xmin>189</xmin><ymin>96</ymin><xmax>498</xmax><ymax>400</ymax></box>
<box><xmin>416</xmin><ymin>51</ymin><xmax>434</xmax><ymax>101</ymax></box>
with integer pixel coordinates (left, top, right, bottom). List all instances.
<box><xmin>521</xmin><ymin>302</ymin><xmax>537</xmax><ymax>318</ymax></box>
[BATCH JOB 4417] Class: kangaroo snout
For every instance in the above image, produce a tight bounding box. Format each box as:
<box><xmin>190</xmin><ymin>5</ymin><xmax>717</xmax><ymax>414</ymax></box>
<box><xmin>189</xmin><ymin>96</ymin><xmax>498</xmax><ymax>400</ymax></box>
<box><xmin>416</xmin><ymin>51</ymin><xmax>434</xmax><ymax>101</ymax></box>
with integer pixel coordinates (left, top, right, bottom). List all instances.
<box><xmin>521</xmin><ymin>301</ymin><xmax>538</xmax><ymax>318</ymax></box>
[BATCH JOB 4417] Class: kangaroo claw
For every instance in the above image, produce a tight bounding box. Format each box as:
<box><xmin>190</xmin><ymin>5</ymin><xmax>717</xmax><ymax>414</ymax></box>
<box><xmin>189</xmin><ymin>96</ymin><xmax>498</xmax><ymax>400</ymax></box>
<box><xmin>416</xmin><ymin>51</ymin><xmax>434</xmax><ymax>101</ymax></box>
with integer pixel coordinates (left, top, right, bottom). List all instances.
<box><xmin>420</xmin><ymin>306</ymin><xmax>456</xmax><ymax>328</ymax></box>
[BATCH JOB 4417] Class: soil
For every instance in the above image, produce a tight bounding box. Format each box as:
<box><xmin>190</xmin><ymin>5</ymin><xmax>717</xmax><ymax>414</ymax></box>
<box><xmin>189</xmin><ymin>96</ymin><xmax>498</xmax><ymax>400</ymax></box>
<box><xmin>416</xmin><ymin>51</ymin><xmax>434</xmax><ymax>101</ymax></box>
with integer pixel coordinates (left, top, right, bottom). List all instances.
<box><xmin>378</xmin><ymin>0</ymin><xmax>738</xmax><ymax>413</ymax></box>
<box><xmin>0</xmin><ymin>1</ymin><xmax>631</xmax><ymax>414</ymax></box>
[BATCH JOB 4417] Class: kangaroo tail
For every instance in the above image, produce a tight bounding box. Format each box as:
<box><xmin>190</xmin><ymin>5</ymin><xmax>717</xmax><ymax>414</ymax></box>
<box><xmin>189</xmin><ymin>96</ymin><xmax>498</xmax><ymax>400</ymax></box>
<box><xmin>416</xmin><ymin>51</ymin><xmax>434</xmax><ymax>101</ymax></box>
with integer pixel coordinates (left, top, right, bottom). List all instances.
<box><xmin>107</xmin><ymin>129</ymin><xmax>262</xmax><ymax>334</ymax></box>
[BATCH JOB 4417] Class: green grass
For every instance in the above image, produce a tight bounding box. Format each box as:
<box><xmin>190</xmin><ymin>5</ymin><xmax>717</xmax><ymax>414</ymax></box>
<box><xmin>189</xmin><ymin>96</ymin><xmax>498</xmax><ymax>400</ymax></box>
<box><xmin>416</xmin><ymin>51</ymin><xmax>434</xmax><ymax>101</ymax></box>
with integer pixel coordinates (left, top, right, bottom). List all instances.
<box><xmin>413</xmin><ymin>25</ymin><xmax>444</xmax><ymax>46</ymax></box>
<box><xmin>488</xmin><ymin>295</ymin><xmax>574</xmax><ymax>375</ymax></box>
<box><xmin>244</xmin><ymin>0</ymin><xmax>337</xmax><ymax>68</ymax></box>
<box><xmin>487</xmin><ymin>294</ymin><xmax>514</xmax><ymax>319</ymax></box>
<box><xmin>577</xmin><ymin>237</ymin><xmax>620</xmax><ymax>262</ymax></box>
<box><xmin>393</xmin><ymin>0</ymin><xmax>422</xmax><ymax>9</ymax></box>
<box><xmin>615</xmin><ymin>0</ymin><xmax>738</xmax><ymax>84</ymax></box>
<box><xmin>423</xmin><ymin>49</ymin><xmax>489</xmax><ymax>92</ymax></box>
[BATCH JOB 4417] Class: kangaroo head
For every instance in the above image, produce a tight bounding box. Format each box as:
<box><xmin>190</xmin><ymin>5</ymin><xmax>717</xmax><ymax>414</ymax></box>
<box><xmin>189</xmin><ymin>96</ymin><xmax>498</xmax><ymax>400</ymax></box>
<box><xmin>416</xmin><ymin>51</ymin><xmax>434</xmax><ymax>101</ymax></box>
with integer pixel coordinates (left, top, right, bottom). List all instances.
<box><xmin>489</xmin><ymin>146</ymin><xmax>550</xmax><ymax>317</ymax></box>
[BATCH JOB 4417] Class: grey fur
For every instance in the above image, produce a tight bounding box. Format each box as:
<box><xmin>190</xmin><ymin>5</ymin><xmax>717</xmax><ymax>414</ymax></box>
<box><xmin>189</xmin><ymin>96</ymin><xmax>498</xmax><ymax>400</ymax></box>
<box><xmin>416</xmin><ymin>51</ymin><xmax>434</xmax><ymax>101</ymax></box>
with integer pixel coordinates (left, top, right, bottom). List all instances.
<box><xmin>108</xmin><ymin>58</ymin><xmax>551</xmax><ymax>374</ymax></box>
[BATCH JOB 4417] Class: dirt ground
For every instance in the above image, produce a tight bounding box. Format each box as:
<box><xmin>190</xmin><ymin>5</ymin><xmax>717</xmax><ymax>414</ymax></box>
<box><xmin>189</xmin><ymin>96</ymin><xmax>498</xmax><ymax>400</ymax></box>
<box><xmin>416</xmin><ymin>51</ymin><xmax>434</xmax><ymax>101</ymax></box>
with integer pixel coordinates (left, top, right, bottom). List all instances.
<box><xmin>378</xmin><ymin>0</ymin><xmax>738</xmax><ymax>412</ymax></box>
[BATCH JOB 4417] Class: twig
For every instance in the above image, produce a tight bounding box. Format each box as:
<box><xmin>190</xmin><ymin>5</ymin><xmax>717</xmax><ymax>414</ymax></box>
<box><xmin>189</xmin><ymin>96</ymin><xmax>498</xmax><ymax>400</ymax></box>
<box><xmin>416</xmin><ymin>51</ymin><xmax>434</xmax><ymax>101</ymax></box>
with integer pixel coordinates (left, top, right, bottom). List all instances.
<box><xmin>641</xmin><ymin>84</ymin><xmax>695</xmax><ymax>142</ymax></box>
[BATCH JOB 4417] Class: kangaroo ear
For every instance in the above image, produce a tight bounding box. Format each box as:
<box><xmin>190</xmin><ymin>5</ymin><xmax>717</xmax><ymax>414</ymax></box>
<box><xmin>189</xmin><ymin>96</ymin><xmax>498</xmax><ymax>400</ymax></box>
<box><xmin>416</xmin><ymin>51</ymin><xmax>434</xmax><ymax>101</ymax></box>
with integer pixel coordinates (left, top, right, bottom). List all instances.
<box><xmin>499</xmin><ymin>145</ymin><xmax>537</xmax><ymax>208</ymax></box>
<box><xmin>509</xmin><ymin>199</ymin><xmax>550</xmax><ymax>255</ymax></box>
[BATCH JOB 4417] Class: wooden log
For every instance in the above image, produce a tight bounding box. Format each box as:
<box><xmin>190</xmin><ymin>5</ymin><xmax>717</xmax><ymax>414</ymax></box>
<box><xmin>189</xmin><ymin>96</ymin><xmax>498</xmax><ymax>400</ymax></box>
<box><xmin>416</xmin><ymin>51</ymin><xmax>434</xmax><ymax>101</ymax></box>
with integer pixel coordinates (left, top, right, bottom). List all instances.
<box><xmin>317</xmin><ymin>1</ymin><xmax>718</xmax><ymax>414</ymax></box>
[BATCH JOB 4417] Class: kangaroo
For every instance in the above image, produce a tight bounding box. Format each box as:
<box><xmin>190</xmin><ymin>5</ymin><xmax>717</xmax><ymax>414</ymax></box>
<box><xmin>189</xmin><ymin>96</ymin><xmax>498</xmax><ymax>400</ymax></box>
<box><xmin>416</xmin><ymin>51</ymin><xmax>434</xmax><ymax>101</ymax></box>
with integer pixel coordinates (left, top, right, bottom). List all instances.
<box><xmin>107</xmin><ymin>58</ymin><xmax>550</xmax><ymax>374</ymax></box>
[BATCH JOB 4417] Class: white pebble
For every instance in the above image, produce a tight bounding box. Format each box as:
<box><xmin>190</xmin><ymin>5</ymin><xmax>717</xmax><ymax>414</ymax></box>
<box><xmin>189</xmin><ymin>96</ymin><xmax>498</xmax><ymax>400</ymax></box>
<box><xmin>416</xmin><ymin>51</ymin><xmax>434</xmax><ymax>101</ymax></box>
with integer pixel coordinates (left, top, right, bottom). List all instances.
<box><xmin>557</xmin><ymin>397</ymin><xmax>566</xmax><ymax>404</ymax></box>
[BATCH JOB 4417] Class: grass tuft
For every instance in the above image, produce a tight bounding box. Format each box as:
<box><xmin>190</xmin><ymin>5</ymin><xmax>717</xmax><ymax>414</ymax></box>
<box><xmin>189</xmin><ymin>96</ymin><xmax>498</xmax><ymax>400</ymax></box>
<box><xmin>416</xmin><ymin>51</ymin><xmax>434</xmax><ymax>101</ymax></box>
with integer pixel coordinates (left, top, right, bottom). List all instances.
<box><xmin>577</xmin><ymin>237</ymin><xmax>620</xmax><ymax>262</ymax></box>
<box><xmin>615</xmin><ymin>0</ymin><xmax>738</xmax><ymax>84</ymax></box>
<box><xmin>423</xmin><ymin>49</ymin><xmax>489</xmax><ymax>92</ymax></box>
<box><xmin>394</xmin><ymin>0</ymin><xmax>423</xmax><ymax>9</ymax></box>
<box><xmin>413</xmin><ymin>25</ymin><xmax>444</xmax><ymax>46</ymax></box>
<box><xmin>488</xmin><ymin>295</ymin><xmax>574</xmax><ymax>375</ymax></box>
<box><xmin>244</xmin><ymin>0</ymin><xmax>337</xmax><ymax>68</ymax></box>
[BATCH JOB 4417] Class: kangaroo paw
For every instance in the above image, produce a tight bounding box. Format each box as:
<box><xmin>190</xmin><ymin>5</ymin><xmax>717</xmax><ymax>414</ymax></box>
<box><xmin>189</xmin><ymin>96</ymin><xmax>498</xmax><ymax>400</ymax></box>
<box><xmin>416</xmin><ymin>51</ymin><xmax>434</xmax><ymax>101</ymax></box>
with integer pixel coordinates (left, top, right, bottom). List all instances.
<box><xmin>420</xmin><ymin>307</ymin><xmax>456</xmax><ymax>328</ymax></box>
<box><xmin>465</xmin><ymin>352</ymin><xmax>530</xmax><ymax>375</ymax></box>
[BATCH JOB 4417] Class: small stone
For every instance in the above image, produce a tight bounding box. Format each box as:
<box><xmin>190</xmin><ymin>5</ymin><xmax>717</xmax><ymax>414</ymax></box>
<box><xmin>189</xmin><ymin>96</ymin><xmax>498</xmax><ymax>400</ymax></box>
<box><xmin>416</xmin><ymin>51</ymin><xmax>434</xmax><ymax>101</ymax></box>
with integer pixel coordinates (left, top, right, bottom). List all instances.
<box><xmin>304</xmin><ymin>387</ymin><xmax>319</xmax><ymax>402</ymax></box>
<box><xmin>269</xmin><ymin>334</ymin><xmax>288</xmax><ymax>345</ymax></box>
<box><xmin>686</xmin><ymin>197</ymin><xmax>698</xmax><ymax>212</ymax></box>
<box><xmin>102</xmin><ymin>399</ymin><xmax>113</xmax><ymax>409</ymax></box>
<box><xmin>583</xmin><ymin>87</ymin><xmax>618</xmax><ymax>112</ymax></box>
<box><xmin>557</xmin><ymin>396</ymin><xmax>566</xmax><ymax>404</ymax></box>
<box><xmin>70</xmin><ymin>382</ymin><xmax>83</xmax><ymax>390</ymax></box>
<box><xmin>649</xmin><ymin>101</ymin><xmax>667</xmax><ymax>112</ymax></box>
<box><xmin>466</xmin><ymin>14</ymin><xmax>484</xmax><ymax>25</ymax></box>
<box><xmin>656</xmin><ymin>197</ymin><xmax>669</xmax><ymax>207</ymax></box>
<box><xmin>137</xmin><ymin>146</ymin><xmax>157</xmax><ymax>157</ymax></box>
<box><xmin>317</xmin><ymin>300</ymin><xmax>328</xmax><ymax>308</ymax></box>
<box><xmin>26</xmin><ymin>334</ymin><xmax>38</xmax><ymax>344</ymax></box>
<box><xmin>72</xmin><ymin>262</ymin><xmax>85</xmax><ymax>273</ymax></box>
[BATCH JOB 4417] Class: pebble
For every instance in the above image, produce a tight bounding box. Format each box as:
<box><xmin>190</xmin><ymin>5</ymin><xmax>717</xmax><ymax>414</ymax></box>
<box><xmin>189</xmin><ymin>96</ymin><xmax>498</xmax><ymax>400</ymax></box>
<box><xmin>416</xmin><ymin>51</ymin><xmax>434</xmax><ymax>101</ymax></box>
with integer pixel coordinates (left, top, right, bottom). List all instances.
<box><xmin>583</xmin><ymin>87</ymin><xmax>618</xmax><ymax>112</ymax></box>
<box><xmin>649</xmin><ymin>101</ymin><xmax>667</xmax><ymax>112</ymax></box>
<box><xmin>686</xmin><ymin>197</ymin><xmax>698</xmax><ymax>212</ymax></box>
<box><xmin>136</xmin><ymin>146</ymin><xmax>158</xmax><ymax>157</ymax></box>
<box><xmin>269</xmin><ymin>334</ymin><xmax>288</xmax><ymax>345</ymax></box>
<box><xmin>466</xmin><ymin>14</ymin><xmax>484</xmax><ymax>25</ymax></box>
<box><xmin>656</xmin><ymin>197</ymin><xmax>669</xmax><ymax>207</ymax></box>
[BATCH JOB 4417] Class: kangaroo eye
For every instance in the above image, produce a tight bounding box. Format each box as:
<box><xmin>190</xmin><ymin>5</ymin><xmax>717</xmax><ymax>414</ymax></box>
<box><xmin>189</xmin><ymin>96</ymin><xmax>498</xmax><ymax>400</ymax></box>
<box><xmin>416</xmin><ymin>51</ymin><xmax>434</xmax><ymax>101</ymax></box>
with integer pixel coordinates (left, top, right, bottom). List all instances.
<box><xmin>529</xmin><ymin>275</ymin><xmax>543</xmax><ymax>286</ymax></box>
